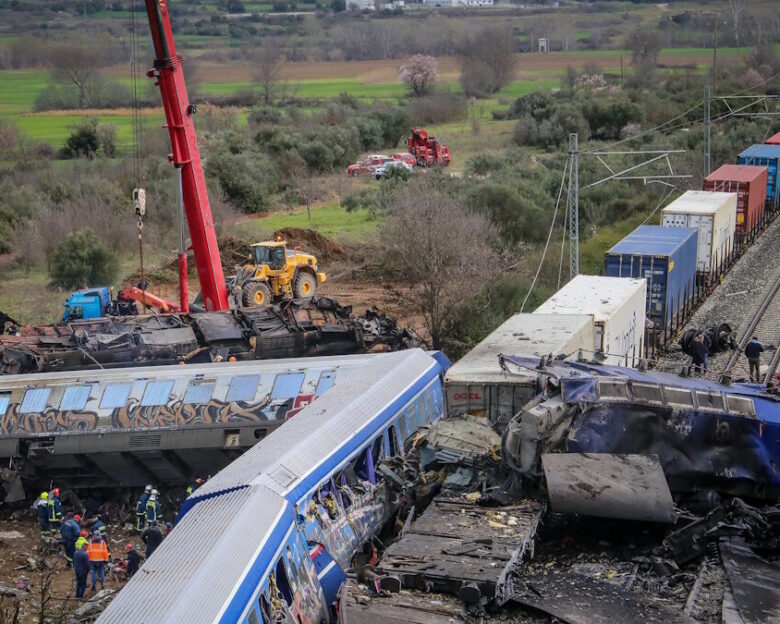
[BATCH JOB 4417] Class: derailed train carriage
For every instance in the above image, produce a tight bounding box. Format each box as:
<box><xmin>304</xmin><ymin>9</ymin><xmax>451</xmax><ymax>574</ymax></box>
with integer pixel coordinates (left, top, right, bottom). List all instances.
<box><xmin>0</xmin><ymin>354</ymin><xmax>384</xmax><ymax>496</ymax></box>
<box><xmin>97</xmin><ymin>349</ymin><xmax>449</xmax><ymax>624</ymax></box>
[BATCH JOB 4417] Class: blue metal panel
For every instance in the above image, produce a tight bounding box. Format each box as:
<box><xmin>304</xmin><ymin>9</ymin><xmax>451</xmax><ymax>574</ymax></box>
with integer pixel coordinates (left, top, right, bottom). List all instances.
<box><xmin>604</xmin><ymin>225</ymin><xmax>698</xmax><ymax>329</ymax></box>
<box><xmin>738</xmin><ymin>144</ymin><xmax>780</xmax><ymax>206</ymax></box>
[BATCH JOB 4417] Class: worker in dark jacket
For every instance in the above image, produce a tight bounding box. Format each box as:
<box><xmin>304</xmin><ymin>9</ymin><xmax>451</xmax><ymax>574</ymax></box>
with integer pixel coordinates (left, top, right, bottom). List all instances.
<box><xmin>89</xmin><ymin>516</ymin><xmax>108</xmax><ymax>540</ymax></box>
<box><xmin>186</xmin><ymin>478</ymin><xmax>204</xmax><ymax>497</ymax></box>
<box><xmin>36</xmin><ymin>492</ymin><xmax>49</xmax><ymax>536</ymax></box>
<box><xmin>48</xmin><ymin>488</ymin><xmax>63</xmax><ymax>536</ymax></box>
<box><xmin>691</xmin><ymin>333</ymin><xmax>707</xmax><ymax>375</ymax></box>
<box><xmin>141</xmin><ymin>521</ymin><xmax>163</xmax><ymax>559</ymax></box>
<box><xmin>125</xmin><ymin>543</ymin><xmax>143</xmax><ymax>578</ymax></box>
<box><xmin>745</xmin><ymin>337</ymin><xmax>765</xmax><ymax>382</ymax></box>
<box><xmin>136</xmin><ymin>485</ymin><xmax>152</xmax><ymax>532</ymax></box>
<box><xmin>73</xmin><ymin>541</ymin><xmax>90</xmax><ymax>599</ymax></box>
<box><xmin>60</xmin><ymin>514</ymin><xmax>81</xmax><ymax>568</ymax></box>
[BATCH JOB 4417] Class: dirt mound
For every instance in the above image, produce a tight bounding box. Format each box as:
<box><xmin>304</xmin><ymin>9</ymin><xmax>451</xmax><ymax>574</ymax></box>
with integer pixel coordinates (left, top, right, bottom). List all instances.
<box><xmin>273</xmin><ymin>228</ymin><xmax>349</xmax><ymax>261</ymax></box>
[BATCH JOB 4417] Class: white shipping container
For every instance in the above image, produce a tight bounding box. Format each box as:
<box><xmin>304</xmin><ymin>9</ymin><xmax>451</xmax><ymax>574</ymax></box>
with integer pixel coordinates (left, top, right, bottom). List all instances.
<box><xmin>445</xmin><ymin>313</ymin><xmax>594</xmax><ymax>425</ymax></box>
<box><xmin>661</xmin><ymin>190</ymin><xmax>737</xmax><ymax>275</ymax></box>
<box><xmin>534</xmin><ymin>275</ymin><xmax>646</xmax><ymax>366</ymax></box>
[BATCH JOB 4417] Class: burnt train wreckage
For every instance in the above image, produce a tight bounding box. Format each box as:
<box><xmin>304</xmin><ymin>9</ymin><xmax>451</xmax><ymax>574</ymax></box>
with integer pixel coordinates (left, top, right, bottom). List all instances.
<box><xmin>0</xmin><ymin>297</ymin><xmax>417</xmax><ymax>375</ymax></box>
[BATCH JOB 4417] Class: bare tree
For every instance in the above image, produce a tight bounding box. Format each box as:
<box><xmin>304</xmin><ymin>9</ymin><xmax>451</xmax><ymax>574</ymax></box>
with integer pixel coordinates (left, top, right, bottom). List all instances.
<box><xmin>46</xmin><ymin>41</ymin><xmax>109</xmax><ymax>109</ymax></box>
<box><xmin>289</xmin><ymin>166</ymin><xmax>322</xmax><ymax>221</ymax></box>
<box><xmin>626</xmin><ymin>28</ymin><xmax>661</xmax><ymax>86</ymax></box>
<box><xmin>253</xmin><ymin>43</ymin><xmax>285</xmax><ymax>106</ymax></box>
<box><xmin>728</xmin><ymin>0</ymin><xmax>746</xmax><ymax>47</ymax></box>
<box><xmin>458</xmin><ymin>25</ymin><xmax>517</xmax><ymax>98</ymax></box>
<box><xmin>380</xmin><ymin>183</ymin><xmax>499</xmax><ymax>349</ymax></box>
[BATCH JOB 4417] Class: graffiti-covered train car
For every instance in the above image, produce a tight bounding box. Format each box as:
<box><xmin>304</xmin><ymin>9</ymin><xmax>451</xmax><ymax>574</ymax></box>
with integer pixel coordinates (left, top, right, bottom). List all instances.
<box><xmin>0</xmin><ymin>354</ymin><xmax>377</xmax><ymax>494</ymax></box>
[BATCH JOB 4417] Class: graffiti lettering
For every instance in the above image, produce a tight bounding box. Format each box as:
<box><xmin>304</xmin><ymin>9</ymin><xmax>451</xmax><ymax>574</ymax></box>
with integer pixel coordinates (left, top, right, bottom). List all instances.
<box><xmin>0</xmin><ymin>404</ymin><xmax>98</xmax><ymax>435</ymax></box>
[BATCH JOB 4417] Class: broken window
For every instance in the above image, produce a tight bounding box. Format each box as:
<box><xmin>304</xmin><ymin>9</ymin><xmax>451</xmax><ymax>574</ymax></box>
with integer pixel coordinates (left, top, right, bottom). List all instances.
<box><xmin>0</xmin><ymin>393</ymin><xmax>10</xmax><ymax>415</ymax></box>
<box><xmin>598</xmin><ymin>380</ymin><xmax>629</xmax><ymax>400</ymax></box>
<box><xmin>226</xmin><ymin>375</ymin><xmax>260</xmax><ymax>402</ymax></box>
<box><xmin>664</xmin><ymin>387</ymin><xmax>694</xmax><ymax>407</ymax></box>
<box><xmin>258</xmin><ymin>591</ymin><xmax>272</xmax><ymax>624</ymax></box>
<box><xmin>60</xmin><ymin>385</ymin><xmax>91</xmax><ymax>411</ymax></box>
<box><xmin>631</xmin><ymin>382</ymin><xmax>662</xmax><ymax>404</ymax></box>
<box><xmin>183</xmin><ymin>382</ymin><xmax>215</xmax><ymax>404</ymax></box>
<box><xmin>315</xmin><ymin>370</ymin><xmax>336</xmax><ymax>397</ymax></box>
<box><xmin>398</xmin><ymin>411</ymin><xmax>409</xmax><ymax>440</ymax></box>
<box><xmin>696</xmin><ymin>391</ymin><xmax>725</xmax><ymax>411</ymax></box>
<box><xmin>141</xmin><ymin>380</ymin><xmax>174</xmax><ymax>407</ymax></box>
<box><xmin>354</xmin><ymin>445</ymin><xmax>377</xmax><ymax>485</ymax></box>
<box><xmin>101</xmin><ymin>383</ymin><xmax>132</xmax><ymax>409</ymax></box>
<box><xmin>387</xmin><ymin>425</ymin><xmax>400</xmax><ymax>457</ymax></box>
<box><xmin>20</xmin><ymin>388</ymin><xmax>51</xmax><ymax>414</ymax></box>
<box><xmin>271</xmin><ymin>372</ymin><xmax>305</xmax><ymax>400</ymax></box>
<box><xmin>726</xmin><ymin>394</ymin><xmax>756</xmax><ymax>417</ymax></box>
<box><xmin>432</xmin><ymin>383</ymin><xmax>443</xmax><ymax>417</ymax></box>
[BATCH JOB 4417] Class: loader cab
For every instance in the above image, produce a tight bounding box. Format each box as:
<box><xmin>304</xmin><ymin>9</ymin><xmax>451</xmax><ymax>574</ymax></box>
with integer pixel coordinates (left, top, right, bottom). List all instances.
<box><xmin>252</xmin><ymin>242</ymin><xmax>288</xmax><ymax>271</ymax></box>
<box><xmin>62</xmin><ymin>287</ymin><xmax>111</xmax><ymax>322</ymax></box>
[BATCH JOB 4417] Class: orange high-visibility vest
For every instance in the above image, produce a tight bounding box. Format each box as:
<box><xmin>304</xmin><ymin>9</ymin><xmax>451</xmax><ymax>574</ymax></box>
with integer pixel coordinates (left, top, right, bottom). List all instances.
<box><xmin>87</xmin><ymin>538</ymin><xmax>109</xmax><ymax>562</ymax></box>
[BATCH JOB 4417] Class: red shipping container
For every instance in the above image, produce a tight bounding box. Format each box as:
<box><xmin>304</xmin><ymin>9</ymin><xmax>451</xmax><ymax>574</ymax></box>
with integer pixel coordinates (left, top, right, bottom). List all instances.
<box><xmin>767</xmin><ymin>131</ymin><xmax>780</xmax><ymax>145</ymax></box>
<box><xmin>703</xmin><ymin>164</ymin><xmax>767</xmax><ymax>237</ymax></box>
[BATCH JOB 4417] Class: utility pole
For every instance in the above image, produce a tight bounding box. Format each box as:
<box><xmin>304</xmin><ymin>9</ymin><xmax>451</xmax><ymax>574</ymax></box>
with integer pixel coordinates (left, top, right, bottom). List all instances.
<box><xmin>567</xmin><ymin>133</ymin><xmax>579</xmax><ymax>280</ymax></box>
<box><xmin>713</xmin><ymin>16</ymin><xmax>718</xmax><ymax>93</ymax></box>
<box><xmin>704</xmin><ymin>86</ymin><xmax>712</xmax><ymax>178</ymax></box>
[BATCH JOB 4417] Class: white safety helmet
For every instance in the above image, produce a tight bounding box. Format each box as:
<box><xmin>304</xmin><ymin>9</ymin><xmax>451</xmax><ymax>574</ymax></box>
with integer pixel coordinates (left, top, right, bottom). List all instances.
<box><xmin>149</xmin><ymin>494</ymin><xmax>157</xmax><ymax>501</ymax></box>
<box><xmin>151</xmin><ymin>489</ymin><xmax>159</xmax><ymax>496</ymax></box>
<box><xmin>145</xmin><ymin>485</ymin><xmax>152</xmax><ymax>493</ymax></box>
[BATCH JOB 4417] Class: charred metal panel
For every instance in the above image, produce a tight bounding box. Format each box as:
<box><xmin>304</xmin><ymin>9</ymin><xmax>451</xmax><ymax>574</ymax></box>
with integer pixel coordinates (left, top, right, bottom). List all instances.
<box><xmin>542</xmin><ymin>453</ymin><xmax>675</xmax><ymax>522</ymax></box>
<box><xmin>191</xmin><ymin>313</ymin><xmax>245</xmax><ymax>343</ymax></box>
<box><xmin>721</xmin><ymin>538</ymin><xmax>780</xmax><ymax>624</ymax></box>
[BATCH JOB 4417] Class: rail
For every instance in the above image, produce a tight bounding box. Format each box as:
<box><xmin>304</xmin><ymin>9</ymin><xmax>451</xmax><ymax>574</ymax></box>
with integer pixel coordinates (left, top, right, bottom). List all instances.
<box><xmin>722</xmin><ymin>272</ymin><xmax>780</xmax><ymax>376</ymax></box>
<box><xmin>763</xmin><ymin>338</ymin><xmax>780</xmax><ymax>385</ymax></box>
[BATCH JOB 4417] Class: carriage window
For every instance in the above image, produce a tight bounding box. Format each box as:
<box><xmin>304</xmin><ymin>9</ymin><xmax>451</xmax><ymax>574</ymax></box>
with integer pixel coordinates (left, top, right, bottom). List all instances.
<box><xmin>272</xmin><ymin>560</ymin><xmax>293</xmax><ymax>606</ymax></box>
<box><xmin>315</xmin><ymin>371</ymin><xmax>336</xmax><ymax>397</ymax></box>
<box><xmin>101</xmin><ymin>383</ymin><xmax>132</xmax><ymax>409</ymax></box>
<box><xmin>664</xmin><ymin>387</ymin><xmax>694</xmax><ymax>407</ymax></box>
<box><xmin>599</xmin><ymin>380</ymin><xmax>629</xmax><ymax>400</ymax></box>
<box><xmin>226</xmin><ymin>375</ymin><xmax>260</xmax><ymax>402</ymax></box>
<box><xmin>183</xmin><ymin>383</ymin><xmax>215</xmax><ymax>404</ymax></box>
<box><xmin>418</xmin><ymin>396</ymin><xmax>428</xmax><ymax>425</ymax></box>
<box><xmin>271</xmin><ymin>373</ymin><xmax>305</xmax><ymax>399</ymax></box>
<box><xmin>726</xmin><ymin>394</ymin><xmax>756</xmax><ymax>416</ymax></box>
<box><xmin>141</xmin><ymin>380</ymin><xmax>174</xmax><ymax>406</ymax></box>
<box><xmin>631</xmin><ymin>382</ymin><xmax>662</xmax><ymax>403</ymax></box>
<box><xmin>0</xmin><ymin>394</ymin><xmax>9</xmax><ymax>416</ymax></box>
<box><xmin>371</xmin><ymin>436</ymin><xmax>383</xmax><ymax>469</ymax></box>
<box><xmin>21</xmin><ymin>388</ymin><xmax>51</xmax><ymax>414</ymax></box>
<box><xmin>398</xmin><ymin>412</ymin><xmax>409</xmax><ymax>440</ymax></box>
<box><xmin>60</xmin><ymin>385</ymin><xmax>91</xmax><ymax>411</ymax></box>
<box><xmin>258</xmin><ymin>591</ymin><xmax>272</xmax><ymax>624</ymax></box>
<box><xmin>696</xmin><ymin>391</ymin><xmax>724</xmax><ymax>411</ymax></box>
<box><xmin>387</xmin><ymin>425</ymin><xmax>400</xmax><ymax>456</ymax></box>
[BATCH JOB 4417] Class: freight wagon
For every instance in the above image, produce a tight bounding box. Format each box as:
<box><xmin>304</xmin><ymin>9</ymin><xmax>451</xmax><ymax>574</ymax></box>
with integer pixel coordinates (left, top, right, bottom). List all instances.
<box><xmin>534</xmin><ymin>275</ymin><xmax>646</xmax><ymax>367</ymax></box>
<box><xmin>604</xmin><ymin>225</ymin><xmax>697</xmax><ymax>341</ymax></box>
<box><xmin>703</xmin><ymin>165</ymin><xmax>768</xmax><ymax>246</ymax></box>
<box><xmin>738</xmin><ymin>144</ymin><xmax>780</xmax><ymax>212</ymax></box>
<box><xmin>445</xmin><ymin>313</ymin><xmax>593</xmax><ymax>427</ymax></box>
<box><xmin>661</xmin><ymin>190</ymin><xmax>737</xmax><ymax>282</ymax></box>
<box><xmin>766</xmin><ymin>131</ymin><xmax>780</xmax><ymax>145</ymax></box>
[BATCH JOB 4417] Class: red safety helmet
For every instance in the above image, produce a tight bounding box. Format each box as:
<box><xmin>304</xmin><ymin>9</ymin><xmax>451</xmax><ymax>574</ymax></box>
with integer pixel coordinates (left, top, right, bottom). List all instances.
<box><xmin>80</xmin><ymin>530</ymin><xmax>88</xmax><ymax>537</ymax></box>
<box><xmin>125</xmin><ymin>543</ymin><xmax>133</xmax><ymax>552</ymax></box>
<box><xmin>51</xmin><ymin>488</ymin><xmax>60</xmax><ymax>497</ymax></box>
<box><xmin>73</xmin><ymin>514</ymin><xmax>81</xmax><ymax>523</ymax></box>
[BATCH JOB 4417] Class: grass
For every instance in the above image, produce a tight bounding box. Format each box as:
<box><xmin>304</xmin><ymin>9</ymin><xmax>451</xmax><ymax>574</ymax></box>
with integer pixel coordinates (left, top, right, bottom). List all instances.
<box><xmin>579</xmin><ymin>210</ymin><xmax>653</xmax><ymax>276</ymax></box>
<box><xmin>228</xmin><ymin>202</ymin><xmax>380</xmax><ymax>242</ymax></box>
<box><xmin>0</xmin><ymin>267</ymin><xmax>67</xmax><ymax>326</ymax></box>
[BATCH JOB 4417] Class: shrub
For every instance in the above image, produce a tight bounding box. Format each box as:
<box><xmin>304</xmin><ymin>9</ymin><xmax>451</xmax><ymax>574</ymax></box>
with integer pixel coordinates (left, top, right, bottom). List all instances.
<box><xmin>50</xmin><ymin>229</ymin><xmax>119</xmax><ymax>289</ymax></box>
<box><xmin>61</xmin><ymin>118</ymin><xmax>99</xmax><ymax>159</ymax></box>
<box><xmin>399</xmin><ymin>54</ymin><xmax>439</xmax><ymax>97</ymax></box>
<box><xmin>409</xmin><ymin>92</ymin><xmax>467</xmax><ymax>125</ymax></box>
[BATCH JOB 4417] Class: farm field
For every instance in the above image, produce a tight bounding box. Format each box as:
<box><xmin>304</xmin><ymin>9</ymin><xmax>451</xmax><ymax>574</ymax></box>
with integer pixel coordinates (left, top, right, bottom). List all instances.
<box><xmin>0</xmin><ymin>45</ymin><xmax>755</xmax><ymax>151</ymax></box>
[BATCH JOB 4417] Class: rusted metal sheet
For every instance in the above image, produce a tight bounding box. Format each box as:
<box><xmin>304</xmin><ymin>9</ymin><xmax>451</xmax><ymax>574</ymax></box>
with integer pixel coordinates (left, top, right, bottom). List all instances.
<box><xmin>542</xmin><ymin>453</ymin><xmax>675</xmax><ymax>523</ymax></box>
<box><xmin>509</xmin><ymin>567</ymin><xmax>697</xmax><ymax>624</ymax></box>
<box><xmin>377</xmin><ymin>497</ymin><xmax>543</xmax><ymax>603</ymax></box>
<box><xmin>720</xmin><ymin>538</ymin><xmax>780</xmax><ymax>624</ymax></box>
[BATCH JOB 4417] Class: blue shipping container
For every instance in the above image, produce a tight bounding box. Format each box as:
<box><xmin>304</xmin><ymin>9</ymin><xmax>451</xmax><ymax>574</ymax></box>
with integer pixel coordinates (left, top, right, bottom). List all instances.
<box><xmin>605</xmin><ymin>225</ymin><xmax>698</xmax><ymax>330</ymax></box>
<box><xmin>738</xmin><ymin>144</ymin><xmax>780</xmax><ymax>209</ymax></box>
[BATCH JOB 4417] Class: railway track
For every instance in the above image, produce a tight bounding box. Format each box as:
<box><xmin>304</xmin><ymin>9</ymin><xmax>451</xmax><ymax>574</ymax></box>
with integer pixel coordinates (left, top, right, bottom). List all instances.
<box><xmin>720</xmin><ymin>271</ymin><xmax>780</xmax><ymax>383</ymax></box>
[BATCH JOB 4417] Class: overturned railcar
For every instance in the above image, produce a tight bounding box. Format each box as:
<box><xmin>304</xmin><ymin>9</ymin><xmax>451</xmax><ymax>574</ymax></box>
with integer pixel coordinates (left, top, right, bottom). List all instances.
<box><xmin>503</xmin><ymin>356</ymin><xmax>780</xmax><ymax>502</ymax></box>
<box><xmin>0</xmin><ymin>354</ymin><xmax>378</xmax><ymax>495</ymax></box>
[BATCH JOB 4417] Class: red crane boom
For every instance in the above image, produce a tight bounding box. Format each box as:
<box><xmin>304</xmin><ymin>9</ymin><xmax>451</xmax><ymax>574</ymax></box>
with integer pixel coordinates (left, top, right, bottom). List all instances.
<box><xmin>143</xmin><ymin>0</ymin><xmax>229</xmax><ymax>311</ymax></box>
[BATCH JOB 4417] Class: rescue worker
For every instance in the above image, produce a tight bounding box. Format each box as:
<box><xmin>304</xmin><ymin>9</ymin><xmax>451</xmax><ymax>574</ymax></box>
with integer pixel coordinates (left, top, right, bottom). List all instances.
<box><xmin>60</xmin><ymin>514</ymin><xmax>81</xmax><ymax>568</ymax></box>
<box><xmin>125</xmin><ymin>543</ymin><xmax>142</xmax><ymax>578</ymax></box>
<box><xmin>47</xmin><ymin>488</ymin><xmax>63</xmax><ymax>536</ymax></box>
<box><xmin>164</xmin><ymin>521</ymin><xmax>173</xmax><ymax>537</ymax></box>
<box><xmin>141</xmin><ymin>521</ymin><xmax>163</xmax><ymax>559</ymax></box>
<box><xmin>73</xmin><ymin>541</ymin><xmax>90</xmax><ymax>599</ymax></box>
<box><xmin>87</xmin><ymin>529</ymin><xmax>109</xmax><ymax>591</ymax></box>
<box><xmin>185</xmin><ymin>478</ymin><xmax>204</xmax><ymax>497</ymax></box>
<box><xmin>89</xmin><ymin>515</ymin><xmax>108</xmax><ymax>541</ymax></box>
<box><xmin>146</xmin><ymin>490</ymin><xmax>162</xmax><ymax>525</ymax></box>
<box><xmin>75</xmin><ymin>530</ymin><xmax>88</xmax><ymax>552</ymax></box>
<box><xmin>136</xmin><ymin>485</ymin><xmax>152</xmax><ymax>532</ymax></box>
<box><xmin>691</xmin><ymin>333</ymin><xmax>707</xmax><ymax>375</ymax></box>
<box><xmin>746</xmin><ymin>336</ymin><xmax>765</xmax><ymax>382</ymax></box>
<box><xmin>36</xmin><ymin>492</ymin><xmax>49</xmax><ymax>537</ymax></box>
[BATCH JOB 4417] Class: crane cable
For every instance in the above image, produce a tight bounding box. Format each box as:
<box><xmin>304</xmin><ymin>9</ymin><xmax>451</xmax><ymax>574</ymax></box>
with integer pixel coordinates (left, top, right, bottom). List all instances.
<box><xmin>129</xmin><ymin>0</ymin><xmax>147</xmax><ymax>311</ymax></box>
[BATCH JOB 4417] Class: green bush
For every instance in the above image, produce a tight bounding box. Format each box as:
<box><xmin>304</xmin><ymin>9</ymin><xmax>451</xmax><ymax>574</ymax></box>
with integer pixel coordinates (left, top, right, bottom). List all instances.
<box><xmin>207</xmin><ymin>151</ymin><xmax>279</xmax><ymax>213</ymax></box>
<box><xmin>62</xmin><ymin>119</ymin><xmax>99</xmax><ymax>159</ymax></box>
<box><xmin>50</xmin><ymin>230</ymin><xmax>119</xmax><ymax>290</ymax></box>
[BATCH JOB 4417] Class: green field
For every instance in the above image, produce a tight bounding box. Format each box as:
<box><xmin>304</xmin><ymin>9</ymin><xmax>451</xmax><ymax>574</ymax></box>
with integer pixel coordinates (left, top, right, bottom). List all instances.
<box><xmin>229</xmin><ymin>202</ymin><xmax>380</xmax><ymax>242</ymax></box>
